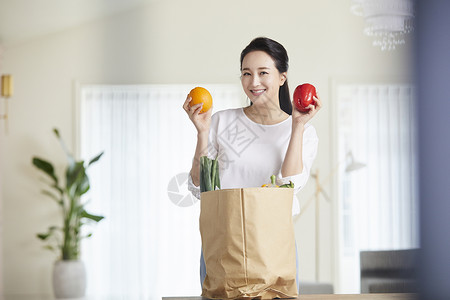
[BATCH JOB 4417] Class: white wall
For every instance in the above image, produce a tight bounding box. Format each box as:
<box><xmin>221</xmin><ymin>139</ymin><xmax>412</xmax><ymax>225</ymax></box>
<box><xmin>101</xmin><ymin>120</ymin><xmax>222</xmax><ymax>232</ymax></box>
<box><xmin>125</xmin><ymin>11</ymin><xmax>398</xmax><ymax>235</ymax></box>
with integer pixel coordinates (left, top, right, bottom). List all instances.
<box><xmin>0</xmin><ymin>0</ymin><xmax>413</xmax><ymax>296</ymax></box>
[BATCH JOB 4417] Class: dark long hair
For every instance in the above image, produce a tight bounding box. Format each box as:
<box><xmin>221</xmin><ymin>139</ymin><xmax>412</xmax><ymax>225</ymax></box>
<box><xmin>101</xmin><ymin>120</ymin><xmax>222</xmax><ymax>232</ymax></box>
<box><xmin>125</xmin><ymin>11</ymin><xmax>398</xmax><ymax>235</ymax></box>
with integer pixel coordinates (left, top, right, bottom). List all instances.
<box><xmin>240</xmin><ymin>37</ymin><xmax>292</xmax><ymax>115</ymax></box>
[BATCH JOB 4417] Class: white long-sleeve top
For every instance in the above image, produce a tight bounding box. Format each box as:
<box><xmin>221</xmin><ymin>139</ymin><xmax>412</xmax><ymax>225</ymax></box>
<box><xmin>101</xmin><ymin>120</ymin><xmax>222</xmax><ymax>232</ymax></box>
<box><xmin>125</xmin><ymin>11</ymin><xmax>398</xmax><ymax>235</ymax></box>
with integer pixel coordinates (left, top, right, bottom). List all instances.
<box><xmin>188</xmin><ymin>107</ymin><xmax>318</xmax><ymax>216</ymax></box>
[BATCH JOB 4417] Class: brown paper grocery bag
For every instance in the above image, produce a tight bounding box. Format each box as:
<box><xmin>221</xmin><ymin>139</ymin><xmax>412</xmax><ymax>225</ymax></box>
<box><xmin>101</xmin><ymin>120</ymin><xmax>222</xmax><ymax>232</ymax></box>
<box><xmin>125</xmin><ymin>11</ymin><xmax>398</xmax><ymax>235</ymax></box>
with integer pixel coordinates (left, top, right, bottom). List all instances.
<box><xmin>200</xmin><ymin>188</ymin><xmax>298</xmax><ymax>299</ymax></box>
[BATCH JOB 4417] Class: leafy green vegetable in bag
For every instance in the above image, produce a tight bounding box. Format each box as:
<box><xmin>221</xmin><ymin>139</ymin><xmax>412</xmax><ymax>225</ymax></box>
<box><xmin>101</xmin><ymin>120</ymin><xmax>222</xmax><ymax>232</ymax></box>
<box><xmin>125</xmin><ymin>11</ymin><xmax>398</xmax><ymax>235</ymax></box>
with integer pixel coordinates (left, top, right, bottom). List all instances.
<box><xmin>200</xmin><ymin>156</ymin><xmax>220</xmax><ymax>192</ymax></box>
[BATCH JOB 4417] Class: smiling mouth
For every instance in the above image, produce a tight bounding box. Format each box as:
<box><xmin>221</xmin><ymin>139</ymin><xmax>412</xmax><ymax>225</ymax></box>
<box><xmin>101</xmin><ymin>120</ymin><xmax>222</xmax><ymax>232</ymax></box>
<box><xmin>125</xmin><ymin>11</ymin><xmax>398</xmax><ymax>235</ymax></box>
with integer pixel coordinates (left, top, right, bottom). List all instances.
<box><xmin>251</xmin><ymin>89</ymin><xmax>266</xmax><ymax>96</ymax></box>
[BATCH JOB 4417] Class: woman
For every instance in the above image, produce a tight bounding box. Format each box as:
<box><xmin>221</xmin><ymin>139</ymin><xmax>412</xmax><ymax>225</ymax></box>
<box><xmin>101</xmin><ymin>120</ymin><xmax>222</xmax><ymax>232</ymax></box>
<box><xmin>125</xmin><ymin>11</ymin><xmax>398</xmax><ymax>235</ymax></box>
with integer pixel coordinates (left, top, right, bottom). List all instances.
<box><xmin>182</xmin><ymin>37</ymin><xmax>321</xmax><ymax>290</ymax></box>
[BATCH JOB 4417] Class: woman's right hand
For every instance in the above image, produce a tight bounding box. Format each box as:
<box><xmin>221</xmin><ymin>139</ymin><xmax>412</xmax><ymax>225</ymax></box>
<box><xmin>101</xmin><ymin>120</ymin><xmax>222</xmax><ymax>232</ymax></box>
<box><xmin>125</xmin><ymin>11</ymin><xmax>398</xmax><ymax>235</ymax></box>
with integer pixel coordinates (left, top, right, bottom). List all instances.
<box><xmin>182</xmin><ymin>94</ymin><xmax>212</xmax><ymax>134</ymax></box>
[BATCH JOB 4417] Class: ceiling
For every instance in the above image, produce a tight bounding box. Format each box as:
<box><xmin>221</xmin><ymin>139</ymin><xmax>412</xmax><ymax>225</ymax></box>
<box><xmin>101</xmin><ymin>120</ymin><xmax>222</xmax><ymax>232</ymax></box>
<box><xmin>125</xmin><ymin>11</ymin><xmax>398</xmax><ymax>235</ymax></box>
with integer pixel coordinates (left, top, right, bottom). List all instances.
<box><xmin>0</xmin><ymin>0</ymin><xmax>153</xmax><ymax>46</ymax></box>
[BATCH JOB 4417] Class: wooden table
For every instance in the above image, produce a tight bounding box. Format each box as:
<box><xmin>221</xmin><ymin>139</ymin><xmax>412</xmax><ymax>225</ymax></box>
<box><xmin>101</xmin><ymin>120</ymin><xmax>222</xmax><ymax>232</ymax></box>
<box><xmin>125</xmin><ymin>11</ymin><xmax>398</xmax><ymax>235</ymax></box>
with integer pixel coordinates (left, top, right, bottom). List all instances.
<box><xmin>163</xmin><ymin>294</ymin><xmax>417</xmax><ymax>300</ymax></box>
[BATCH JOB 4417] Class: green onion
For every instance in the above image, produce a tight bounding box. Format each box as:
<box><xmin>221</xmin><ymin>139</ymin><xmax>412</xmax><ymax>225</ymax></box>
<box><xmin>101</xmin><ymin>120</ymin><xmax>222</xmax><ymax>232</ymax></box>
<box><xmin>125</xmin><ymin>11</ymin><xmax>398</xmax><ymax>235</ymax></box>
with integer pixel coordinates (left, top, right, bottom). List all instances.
<box><xmin>200</xmin><ymin>156</ymin><xmax>220</xmax><ymax>192</ymax></box>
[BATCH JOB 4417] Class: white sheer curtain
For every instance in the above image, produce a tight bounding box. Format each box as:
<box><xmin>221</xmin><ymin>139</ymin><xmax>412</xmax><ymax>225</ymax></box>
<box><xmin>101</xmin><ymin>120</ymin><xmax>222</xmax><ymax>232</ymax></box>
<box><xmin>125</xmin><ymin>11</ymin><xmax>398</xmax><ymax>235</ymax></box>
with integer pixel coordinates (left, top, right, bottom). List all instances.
<box><xmin>0</xmin><ymin>172</ymin><xmax>3</xmax><ymax>294</ymax></box>
<box><xmin>78</xmin><ymin>84</ymin><xmax>244</xmax><ymax>299</ymax></box>
<box><xmin>335</xmin><ymin>84</ymin><xmax>419</xmax><ymax>293</ymax></box>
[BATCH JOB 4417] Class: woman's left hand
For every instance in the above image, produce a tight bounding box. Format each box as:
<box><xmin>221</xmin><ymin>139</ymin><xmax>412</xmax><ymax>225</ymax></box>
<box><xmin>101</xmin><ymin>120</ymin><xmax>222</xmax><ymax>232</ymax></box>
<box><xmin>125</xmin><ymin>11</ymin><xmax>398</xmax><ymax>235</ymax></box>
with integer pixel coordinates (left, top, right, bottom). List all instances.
<box><xmin>291</xmin><ymin>93</ymin><xmax>323</xmax><ymax>128</ymax></box>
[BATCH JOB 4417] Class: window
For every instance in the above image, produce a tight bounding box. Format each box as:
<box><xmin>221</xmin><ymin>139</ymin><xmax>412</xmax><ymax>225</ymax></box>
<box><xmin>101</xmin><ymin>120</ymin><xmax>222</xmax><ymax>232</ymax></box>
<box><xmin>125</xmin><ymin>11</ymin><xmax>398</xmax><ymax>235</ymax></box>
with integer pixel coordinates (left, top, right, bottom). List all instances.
<box><xmin>334</xmin><ymin>83</ymin><xmax>419</xmax><ymax>293</ymax></box>
<box><xmin>77</xmin><ymin>84</ymin><xmax>244</xmax><ymax>298</ymax></box>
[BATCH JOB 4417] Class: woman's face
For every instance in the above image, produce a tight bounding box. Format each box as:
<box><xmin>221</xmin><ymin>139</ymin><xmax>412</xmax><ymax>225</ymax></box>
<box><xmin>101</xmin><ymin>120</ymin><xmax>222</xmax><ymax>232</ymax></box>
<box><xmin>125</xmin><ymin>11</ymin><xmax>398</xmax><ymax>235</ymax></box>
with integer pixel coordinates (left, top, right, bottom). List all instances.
<box><xmin>241</xmin><ymin>50</ymin><xmax>286</xmax><ymax>107</ymax></box>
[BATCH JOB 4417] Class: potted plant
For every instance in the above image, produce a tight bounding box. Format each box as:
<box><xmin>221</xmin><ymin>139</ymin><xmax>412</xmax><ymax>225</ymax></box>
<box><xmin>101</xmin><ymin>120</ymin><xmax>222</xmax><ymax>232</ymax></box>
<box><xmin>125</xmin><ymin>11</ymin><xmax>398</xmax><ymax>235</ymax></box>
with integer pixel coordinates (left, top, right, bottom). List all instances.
<box><xmin>32</xmin><ymin>128</ymin><xmax>104</xmax><ymax>299</ymax></box>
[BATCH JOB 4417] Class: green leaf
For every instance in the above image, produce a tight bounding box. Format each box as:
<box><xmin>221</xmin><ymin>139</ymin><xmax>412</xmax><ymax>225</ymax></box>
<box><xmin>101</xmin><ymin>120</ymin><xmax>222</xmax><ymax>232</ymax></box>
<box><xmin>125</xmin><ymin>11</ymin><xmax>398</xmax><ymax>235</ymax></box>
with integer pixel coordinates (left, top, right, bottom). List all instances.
<box><xmin>51</xmin><ymin>183</ymin><xmax>64</xmax><ymax>195</ymax></box>
<box><xmin>53</xmin><ymin>128</ymin><xmax>60</xmax><ymax>138</ymax></box>
<box><xmin>199</xmin><ymin>157</ymin><xmax>205</xmax><ymax>193</ymax></box>
<box><xmin>44</xmin><ymin>245</ymin><xmax>55</xmax><ymax>251</ymax></box>
<box><xmin>41</xmin><ymin>190</ymin><xmax>63</xmax><ymax>205</ymax></box>
<box><xmin>48</xmin><ymin>226</ymin><xmax>62</xmax><ymax>232</ymax></box>
<box><xmin>66</xmin><ymin>162</ymin><xmax>90</xmax><ymax>197</ymax></box>
<box><xmin>200</xmin><ymin>156</ymin><xmax>213</xmax><ymax>192</ymax></box>
<box><xmin>214</xmin><ymin>159</ymin><xmax>220</xmax><ymax>189</ymax></box>
<box><xmin>211</xmin><ymin>159</ymin><xmax>217</xmax><ymax>190</ymax></box>
<box><xmin>77</xmin><ymin>175</ymin><xmax>90</xmax><ymax>196</ymax></box>
<box><xmin>66</xmin><ymin>162</ymin><xmax>84</xmax><ymax>189</ymax></box>
<box><xmin>54</xmin><ymin>128</ymin><xmax>75</xmax><ymax>166</ymax></box>
<box><xmin>32</xmin><ymin>157</ymin><xmax>58</xmax><ymax>184</ymax></box>
<box><xmin>88</xmin><ymin>152</ymin><xmax>104</xmax><ymax>167</ymax></box>
<box><xmin>37</xmin><ymin>233</ymin><xmax>50</xmax><ymax>240</ymax></box>
<box><xmin>37</xmin><ymin>225</ymin><xmax>61</xmax><ymax>241</ymax></box>
<box><xmin>80</xmin><ymin>210</ymin><xmax>105</xmax><ymax>222</ymax></box>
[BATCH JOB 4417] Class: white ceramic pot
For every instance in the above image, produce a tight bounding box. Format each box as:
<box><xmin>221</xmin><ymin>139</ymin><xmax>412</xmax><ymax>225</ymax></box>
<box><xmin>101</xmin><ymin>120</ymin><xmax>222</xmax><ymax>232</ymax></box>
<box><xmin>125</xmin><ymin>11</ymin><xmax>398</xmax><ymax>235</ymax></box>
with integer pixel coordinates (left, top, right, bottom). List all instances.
<box><xmin>52</xmin><ymin>260</ymin><xmax>86</xmax><ymax>299</ymax></box>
